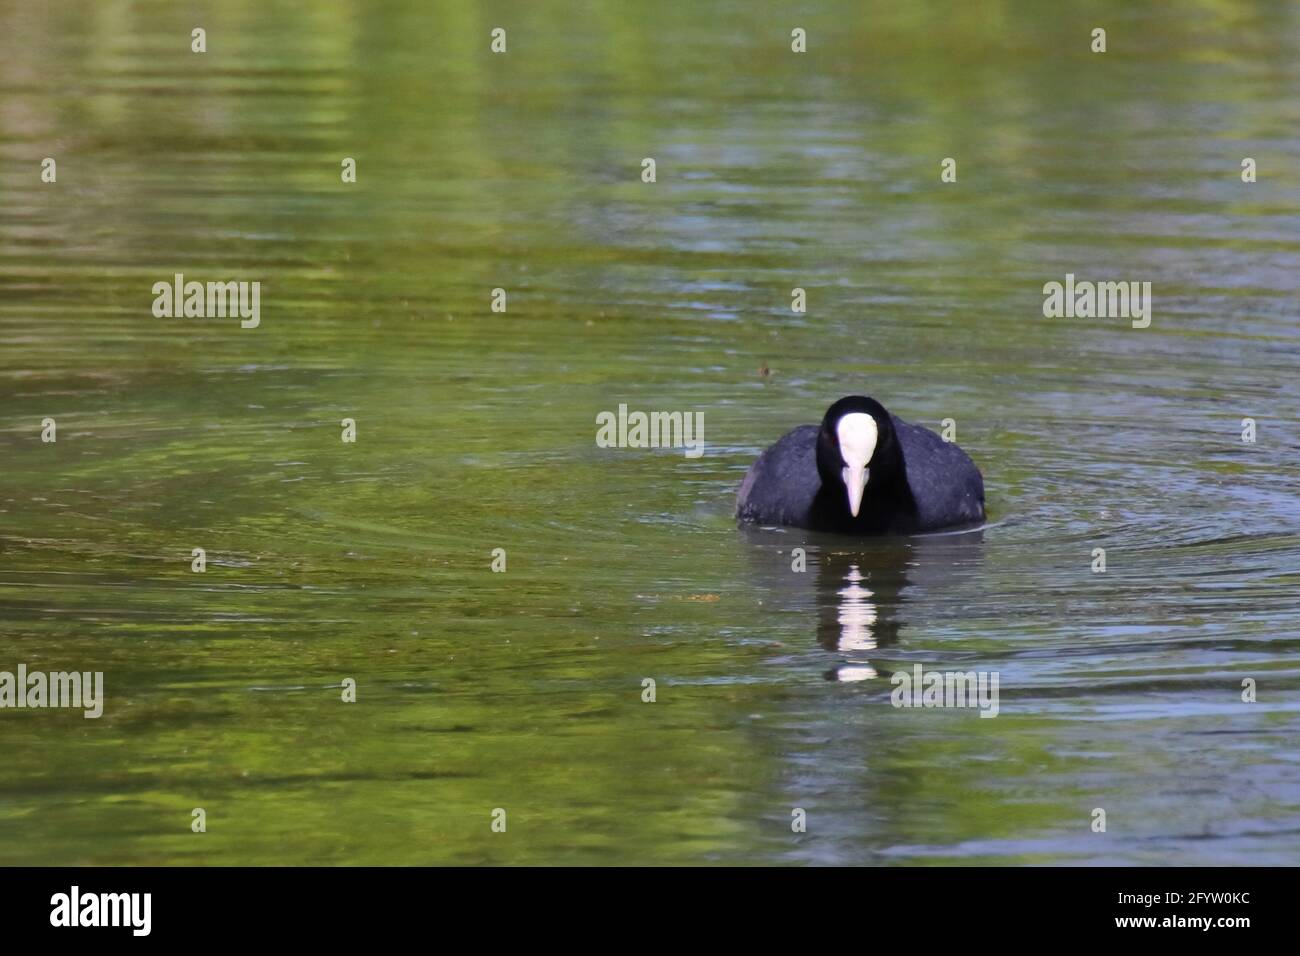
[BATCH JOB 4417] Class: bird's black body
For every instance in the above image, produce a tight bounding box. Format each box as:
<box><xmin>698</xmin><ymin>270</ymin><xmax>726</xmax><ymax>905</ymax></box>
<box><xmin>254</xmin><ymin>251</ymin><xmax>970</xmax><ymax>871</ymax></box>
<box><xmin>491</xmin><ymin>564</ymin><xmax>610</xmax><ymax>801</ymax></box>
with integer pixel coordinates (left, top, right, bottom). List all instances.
<box><xmin>736</xmin><ymin>397</ymin><xmax>985</xmax><ymax>534</ymax></box>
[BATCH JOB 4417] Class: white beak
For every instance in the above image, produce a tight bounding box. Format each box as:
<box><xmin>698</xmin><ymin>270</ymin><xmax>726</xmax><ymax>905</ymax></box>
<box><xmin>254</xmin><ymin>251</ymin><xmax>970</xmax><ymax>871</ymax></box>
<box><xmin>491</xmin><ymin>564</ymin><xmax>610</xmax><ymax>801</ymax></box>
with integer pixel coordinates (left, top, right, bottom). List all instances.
<box><xmin>836</xmin><ymin>413</ymin><xmax>878</xmax><ymax>519</ymax></box>
<box><xmin>843</xmin><ymin>464</ymin><xmax>868</xmax><ymax>517</ymax></box>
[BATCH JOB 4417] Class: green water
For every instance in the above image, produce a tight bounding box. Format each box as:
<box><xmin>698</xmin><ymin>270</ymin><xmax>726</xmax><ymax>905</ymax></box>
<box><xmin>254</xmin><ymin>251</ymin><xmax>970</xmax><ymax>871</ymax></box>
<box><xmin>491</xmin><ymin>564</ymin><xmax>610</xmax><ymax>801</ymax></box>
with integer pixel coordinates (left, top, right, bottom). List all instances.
<box><xmin>2</xmin><ymin>0</ymin><xmax>1299</xmax><ymax>865</ymax></box>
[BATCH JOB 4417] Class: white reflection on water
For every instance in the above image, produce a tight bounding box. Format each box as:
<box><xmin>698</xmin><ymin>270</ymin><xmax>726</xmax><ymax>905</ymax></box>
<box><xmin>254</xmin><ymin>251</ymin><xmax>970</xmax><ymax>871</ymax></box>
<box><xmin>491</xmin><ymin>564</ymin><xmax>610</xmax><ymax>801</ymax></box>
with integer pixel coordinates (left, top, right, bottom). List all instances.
<box><xmin>835</xmin><ymin>564</ymin><xmax>878</xmax><ymax>682</ymax></box>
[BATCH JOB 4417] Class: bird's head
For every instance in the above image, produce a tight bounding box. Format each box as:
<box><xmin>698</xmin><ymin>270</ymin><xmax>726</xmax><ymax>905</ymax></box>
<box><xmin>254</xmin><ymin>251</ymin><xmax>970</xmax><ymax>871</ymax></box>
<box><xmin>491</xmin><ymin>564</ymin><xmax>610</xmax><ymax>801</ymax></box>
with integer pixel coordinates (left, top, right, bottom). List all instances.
<box><xmin>816</xmin><ymin>396</ymin><xmax>898</xmax><ymax>517</ymax></box>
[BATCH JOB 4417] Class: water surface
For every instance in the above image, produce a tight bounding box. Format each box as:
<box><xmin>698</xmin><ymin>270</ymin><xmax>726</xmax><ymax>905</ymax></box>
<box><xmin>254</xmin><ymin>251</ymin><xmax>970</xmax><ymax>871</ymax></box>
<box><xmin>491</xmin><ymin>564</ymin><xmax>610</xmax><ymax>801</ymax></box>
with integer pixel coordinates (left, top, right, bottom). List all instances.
<box><xmin>1</xmin><ymin>0</ymin><xmax>1298</xmax><ymax>865</ymax></box>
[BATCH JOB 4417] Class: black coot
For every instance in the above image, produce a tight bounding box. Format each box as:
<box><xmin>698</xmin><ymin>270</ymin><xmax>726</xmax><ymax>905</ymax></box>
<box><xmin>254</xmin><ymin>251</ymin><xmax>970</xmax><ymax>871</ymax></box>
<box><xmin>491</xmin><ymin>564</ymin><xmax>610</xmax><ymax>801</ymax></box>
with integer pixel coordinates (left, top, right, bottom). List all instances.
<box><xmin>736</xmin><ymin>396</ymin><xmax>985</xmax><ymax>534</ymax></box>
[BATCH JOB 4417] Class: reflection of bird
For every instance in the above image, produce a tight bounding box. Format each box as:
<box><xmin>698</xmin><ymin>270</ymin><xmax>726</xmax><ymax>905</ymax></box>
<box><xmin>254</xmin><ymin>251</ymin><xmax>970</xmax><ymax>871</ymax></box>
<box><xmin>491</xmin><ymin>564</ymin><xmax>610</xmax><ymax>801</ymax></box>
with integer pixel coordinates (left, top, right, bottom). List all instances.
<box><xmin>736</xmin><ymin>396</ymin><xmax>985</xmax><ymax>534</ymax></box>
<box><xmin>736</xmin><ymin>527</ymin><xmax>911</xmax><ymax>673</ymax></box>
<box><xmin>738</xmin><ymin>526</ymin><xmax>986</xmax><ymax>683</ymax></box>
<box><xmin>815</xmin><ymin>546</ymin><xmax>911</xmax><ymax>681</ymax></box>
<box><xmin>835</xmin><ymin>566</ymin><xmax>877</xmax><ymax>652</ymax></box>
<box><xmin>829</xmin><ymin>565</ymin><xmax>879</xmax><ymax>681</ymax></box>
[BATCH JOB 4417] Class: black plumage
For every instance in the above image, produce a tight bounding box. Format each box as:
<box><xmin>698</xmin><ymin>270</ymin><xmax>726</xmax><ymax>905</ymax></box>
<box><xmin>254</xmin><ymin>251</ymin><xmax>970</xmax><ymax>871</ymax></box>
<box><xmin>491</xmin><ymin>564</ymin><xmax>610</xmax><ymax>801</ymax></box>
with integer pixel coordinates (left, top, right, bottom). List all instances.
<box><xmin>736</xmin><ymin>396</ymin><xmax>985</xmax><ymax>534</ymax></box>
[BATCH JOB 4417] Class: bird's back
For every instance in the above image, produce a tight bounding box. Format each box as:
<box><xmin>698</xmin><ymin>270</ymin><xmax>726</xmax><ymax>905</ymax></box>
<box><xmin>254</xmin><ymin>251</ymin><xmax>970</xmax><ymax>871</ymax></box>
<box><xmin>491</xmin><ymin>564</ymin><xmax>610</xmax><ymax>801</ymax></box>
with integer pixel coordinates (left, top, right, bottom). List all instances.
<box><xmin>893</xmin><ymin>416</ymin><xmax>985</xmax><ymax>530</ymax></box>
<box><xmin>735</xmin><ymin>424</ymin><xmax>820</xmax><ymax>526</ymax></box>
